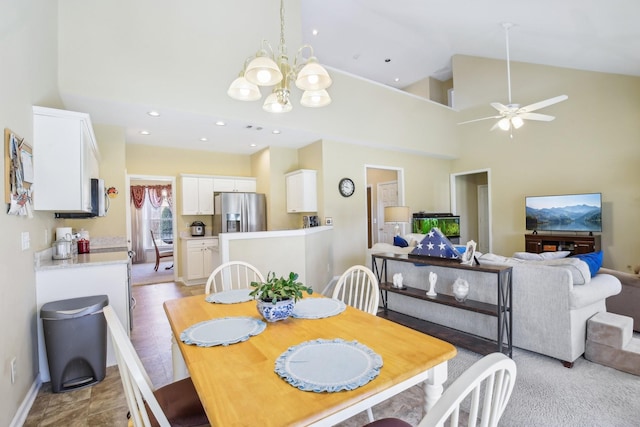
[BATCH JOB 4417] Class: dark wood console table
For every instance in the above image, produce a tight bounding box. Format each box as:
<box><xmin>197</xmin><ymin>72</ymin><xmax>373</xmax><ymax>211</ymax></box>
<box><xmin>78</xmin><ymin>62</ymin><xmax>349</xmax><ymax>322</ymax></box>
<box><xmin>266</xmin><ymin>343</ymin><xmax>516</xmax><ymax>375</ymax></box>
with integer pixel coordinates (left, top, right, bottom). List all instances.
<box><xmin>371</xmin><ymin>253</ymin><xmax>513</xmax><ymax>357</ymax></box>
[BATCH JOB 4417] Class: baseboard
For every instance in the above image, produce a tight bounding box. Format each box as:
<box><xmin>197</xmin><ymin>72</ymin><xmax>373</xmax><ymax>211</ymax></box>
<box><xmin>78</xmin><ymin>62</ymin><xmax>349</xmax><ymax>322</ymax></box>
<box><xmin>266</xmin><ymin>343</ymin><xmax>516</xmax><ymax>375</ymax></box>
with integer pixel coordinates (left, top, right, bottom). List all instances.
<box><xmin>10</xmin><ymin>375</ymin><xmax>41</xmax><ymax>427</ymax></box>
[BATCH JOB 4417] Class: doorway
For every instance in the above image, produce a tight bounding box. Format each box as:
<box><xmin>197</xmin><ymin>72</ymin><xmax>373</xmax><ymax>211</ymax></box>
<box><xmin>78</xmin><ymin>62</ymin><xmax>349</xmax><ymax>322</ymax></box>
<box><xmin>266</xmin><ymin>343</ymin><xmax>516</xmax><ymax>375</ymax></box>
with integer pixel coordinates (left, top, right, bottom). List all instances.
<box><xmin>450</xmin><ymin>169</ymin><xmax>491</xmax><ymax>254</ymax></box>
<box><xmin>126</xmin><ymin>174</ymin><xmax>177</xmax><ymax>285</ymax></box>
<box><xmin>365</xmin><ymin>166</ymin><xmax>405</xmax><ymax>248</ymax></box>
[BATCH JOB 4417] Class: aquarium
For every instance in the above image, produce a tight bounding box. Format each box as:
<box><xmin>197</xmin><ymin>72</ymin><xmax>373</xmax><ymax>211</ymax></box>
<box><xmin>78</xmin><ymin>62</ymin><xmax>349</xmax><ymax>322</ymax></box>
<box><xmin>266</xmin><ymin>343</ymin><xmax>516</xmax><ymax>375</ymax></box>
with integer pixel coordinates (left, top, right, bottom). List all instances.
<box><xmin>412</xmin><ymin>213</ymin><xmax>460</xmax><ymax>241</ymax></box>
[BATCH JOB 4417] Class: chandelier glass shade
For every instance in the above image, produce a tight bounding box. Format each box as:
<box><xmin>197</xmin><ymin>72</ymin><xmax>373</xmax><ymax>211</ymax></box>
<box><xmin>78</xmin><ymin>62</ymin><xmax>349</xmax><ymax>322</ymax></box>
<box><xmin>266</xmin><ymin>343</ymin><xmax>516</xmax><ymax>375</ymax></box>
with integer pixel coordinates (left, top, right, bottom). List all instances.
<box><xmin>227</xmin><ymin>0</ymin><xmax>332</xmax><ymax>112</ymax></box>
<box><xmin>227</xmin><ymin>75</ymin><xmax>262</xmax><ymax>101</ymax></box>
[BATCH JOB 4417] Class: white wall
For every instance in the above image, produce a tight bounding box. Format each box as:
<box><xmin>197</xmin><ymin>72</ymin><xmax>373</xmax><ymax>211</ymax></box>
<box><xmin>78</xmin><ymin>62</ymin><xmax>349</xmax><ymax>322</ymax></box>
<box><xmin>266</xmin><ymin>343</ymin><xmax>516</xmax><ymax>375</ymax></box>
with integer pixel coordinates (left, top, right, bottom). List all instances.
<box><xmin>0</xmin><ymin>1</ymin><xmax>61</xmax><ymax>425</ymax></box>
<box><xmin>452</xmin><ymin>55</ymin><xmax>640</xmax><ymax>270</ymax></box>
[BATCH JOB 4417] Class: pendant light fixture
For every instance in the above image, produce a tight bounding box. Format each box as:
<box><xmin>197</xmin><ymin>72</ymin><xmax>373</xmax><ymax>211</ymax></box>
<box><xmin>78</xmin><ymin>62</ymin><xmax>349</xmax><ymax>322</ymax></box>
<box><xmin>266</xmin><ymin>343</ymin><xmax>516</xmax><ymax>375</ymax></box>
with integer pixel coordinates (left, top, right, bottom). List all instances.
<box><xmin>227</xmin><ymin>0</ymin><xmax>332</xmax><ymax>112</ymax></box>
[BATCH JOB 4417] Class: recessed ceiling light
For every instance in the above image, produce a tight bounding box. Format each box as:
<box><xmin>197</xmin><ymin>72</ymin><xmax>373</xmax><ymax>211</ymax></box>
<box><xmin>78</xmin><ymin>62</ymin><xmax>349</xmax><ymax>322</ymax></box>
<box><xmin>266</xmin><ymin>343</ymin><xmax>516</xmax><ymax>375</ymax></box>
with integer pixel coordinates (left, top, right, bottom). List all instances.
<box><xmin>250</xmin><ymin>143</ymin><xmax>257</xmax><ymax>147</ymax></box>
<box><xmin>140</xmin><ymin>130</ymin><xmax>150</xmax><ymax>135</ymax></box>
<box><xmin>394</xmin><ymin>77</ymin><xmax>400</xmax><ymax>82</ymax></box>
<box><xmin>312</xmin><ymin>29</ymin><xmax>319</xmax><ymax>36</ymax></box>
<box><xmin>215</xmin><ymin>121</ymin><xmax>226</xmax><ymax>126</ymax></box>
<box><xmin>147</xmin><ymin>111</ymin><xmax>160</xmax><ymax>117</ymax></box>
<box><xmin>272</xmin><ymin>129</ymin><xmax>281</xmax><ymax>134</ymax></box>
<box><xmin>200</xmin><ymin>137</ymin><xmax>208</xmax><ymax>142</ymax></box>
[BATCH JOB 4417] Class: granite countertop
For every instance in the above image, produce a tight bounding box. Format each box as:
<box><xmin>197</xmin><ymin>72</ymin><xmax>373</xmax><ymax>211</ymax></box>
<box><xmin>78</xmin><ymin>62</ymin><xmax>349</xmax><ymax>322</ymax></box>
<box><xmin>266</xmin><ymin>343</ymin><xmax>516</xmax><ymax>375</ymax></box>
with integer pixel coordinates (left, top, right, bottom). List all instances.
<box><xmin>179</xmin><ymin>232</ymin><xmax>218</xmax><ymax>241</ymax></box>
<box><xmin>35</xmin><ymin>236</ymin><xmax>130</xmax><ymax>272</ymax></box>
<box><xmin>35</xmin><ymin>250</ymin><xmax>130</xmax><ymax>271</ymax></box>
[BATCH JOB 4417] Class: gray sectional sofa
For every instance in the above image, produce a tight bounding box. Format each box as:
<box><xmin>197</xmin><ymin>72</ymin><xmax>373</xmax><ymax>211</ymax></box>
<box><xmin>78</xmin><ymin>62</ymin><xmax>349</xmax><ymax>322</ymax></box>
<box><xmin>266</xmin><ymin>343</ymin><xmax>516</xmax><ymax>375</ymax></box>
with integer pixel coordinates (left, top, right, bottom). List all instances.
<box><xmin>367</xmin><ymin>239</ymin><xmax>621</xmax><ymax>365</ymax></box>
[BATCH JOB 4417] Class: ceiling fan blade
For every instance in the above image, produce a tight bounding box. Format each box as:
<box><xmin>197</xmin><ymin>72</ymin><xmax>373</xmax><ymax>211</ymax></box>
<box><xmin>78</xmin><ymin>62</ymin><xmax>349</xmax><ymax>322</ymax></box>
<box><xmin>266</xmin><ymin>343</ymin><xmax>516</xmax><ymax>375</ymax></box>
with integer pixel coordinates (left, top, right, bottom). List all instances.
<box><xmin>490</xmin><ymin>102</ymin><xmax>510</xmax><ymax>113</ymax></box>
<box><xmin>458</xmin><ymin>115</ymin><xmax>503</xmax><ymax>125</ymax></box>
<box><xmin>519</xmin><ymin>95</ymin><xmax>568</xmax><ymax>113</ymax></box>
<box><xmin>519</xmin><ymin>112</ymin><xmax>556</xmax><ymax>122</ymax></box>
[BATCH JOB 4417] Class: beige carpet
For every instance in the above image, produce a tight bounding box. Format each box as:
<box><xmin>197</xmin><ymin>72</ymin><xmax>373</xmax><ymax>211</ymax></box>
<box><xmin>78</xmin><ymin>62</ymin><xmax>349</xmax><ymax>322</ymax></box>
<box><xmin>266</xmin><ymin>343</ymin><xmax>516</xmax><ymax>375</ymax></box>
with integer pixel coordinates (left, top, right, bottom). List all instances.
<box><xmin>131</xmin><ymin>261</ymin><xmax>175</xmax><ymax>286</ymax></box>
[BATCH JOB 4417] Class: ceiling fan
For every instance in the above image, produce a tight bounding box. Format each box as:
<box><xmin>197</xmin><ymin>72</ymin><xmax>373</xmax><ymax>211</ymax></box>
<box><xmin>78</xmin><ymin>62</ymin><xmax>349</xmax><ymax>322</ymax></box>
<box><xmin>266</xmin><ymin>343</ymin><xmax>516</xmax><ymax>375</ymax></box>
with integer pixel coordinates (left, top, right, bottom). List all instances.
<box><xmin>458</xmin><ymin>23</ymin><xmax>568</xmax><ymax>137</ymax></box>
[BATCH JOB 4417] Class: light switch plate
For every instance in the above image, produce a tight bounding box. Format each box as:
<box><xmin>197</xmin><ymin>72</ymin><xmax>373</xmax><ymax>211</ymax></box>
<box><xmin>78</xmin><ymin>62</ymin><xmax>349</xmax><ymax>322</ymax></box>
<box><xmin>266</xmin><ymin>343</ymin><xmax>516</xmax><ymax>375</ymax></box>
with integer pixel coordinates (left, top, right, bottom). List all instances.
<box><xmin>21</xmin><ymin>232</ymin><xmax>30</xmax><ymax>251</ymax></box>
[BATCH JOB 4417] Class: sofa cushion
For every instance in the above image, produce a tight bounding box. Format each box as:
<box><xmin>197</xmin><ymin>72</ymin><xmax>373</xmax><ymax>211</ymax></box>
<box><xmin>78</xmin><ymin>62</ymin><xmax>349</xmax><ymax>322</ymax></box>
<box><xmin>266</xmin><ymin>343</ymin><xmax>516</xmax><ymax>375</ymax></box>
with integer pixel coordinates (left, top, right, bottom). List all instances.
<box><xmin>571</xmin><ymin>250</ymin><xmax>603</xmax><ymax>277</ymax></box>
<box><xmin>479</xmin><ymin>253</ymin><xmax>591</xmax><ymax>285</ymax></box>
<box><xmin>535</xmin><ymin>258</ymin><xmax>592</xmax><ymax>285</ymax></box>
<box><xmin>478</xmin><ymin>253</ymin><xmax>525</xmax><ymax>266</ymax></box>
<box><xmin>513</xmin><ymin>251</ymin><xmax>571</xmax><ymax>260</ymax></box>
<box><xmin>393</xmin><ymin>236</ymin><xmax>409</xmax><ymax>247</ymax></box>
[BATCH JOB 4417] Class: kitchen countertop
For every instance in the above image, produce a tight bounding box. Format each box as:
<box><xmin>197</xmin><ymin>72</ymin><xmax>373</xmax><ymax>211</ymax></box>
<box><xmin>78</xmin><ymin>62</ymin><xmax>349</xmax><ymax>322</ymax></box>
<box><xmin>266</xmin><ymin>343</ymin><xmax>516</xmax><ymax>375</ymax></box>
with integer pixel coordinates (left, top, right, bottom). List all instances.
<box><xmin>179</xmin><ymin>232</ymin><xmax>218</xmax><ymax>241</ymax></box>
<box><xmin>35</xmin><ymin>249</ymin><xmax>130</xmax><ymax>271</ymax></box>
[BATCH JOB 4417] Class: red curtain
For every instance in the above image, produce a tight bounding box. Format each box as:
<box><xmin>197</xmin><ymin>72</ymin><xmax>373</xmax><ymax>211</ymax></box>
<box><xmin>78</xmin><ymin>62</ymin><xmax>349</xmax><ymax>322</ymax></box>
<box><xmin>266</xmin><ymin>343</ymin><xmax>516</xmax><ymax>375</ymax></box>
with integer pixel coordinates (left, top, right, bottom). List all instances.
<box><xmin>131</xmin><ymin>185</ymin><xmax>172</xmax><ymax>209</ymax></box>
<box><xmin>130</xmin><ymin>186</ymin><xmax>146</xmax><ymax>209</ymax></box>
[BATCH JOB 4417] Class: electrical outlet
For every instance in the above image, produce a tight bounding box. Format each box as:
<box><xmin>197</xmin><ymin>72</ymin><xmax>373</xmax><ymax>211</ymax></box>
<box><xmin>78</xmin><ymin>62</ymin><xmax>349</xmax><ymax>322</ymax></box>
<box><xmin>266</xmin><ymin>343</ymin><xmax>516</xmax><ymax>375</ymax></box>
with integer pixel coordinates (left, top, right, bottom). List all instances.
<box><xmin>10</xmin><ymin>357</ymin><xmax>16</xmax><ymax>384</ymax></box>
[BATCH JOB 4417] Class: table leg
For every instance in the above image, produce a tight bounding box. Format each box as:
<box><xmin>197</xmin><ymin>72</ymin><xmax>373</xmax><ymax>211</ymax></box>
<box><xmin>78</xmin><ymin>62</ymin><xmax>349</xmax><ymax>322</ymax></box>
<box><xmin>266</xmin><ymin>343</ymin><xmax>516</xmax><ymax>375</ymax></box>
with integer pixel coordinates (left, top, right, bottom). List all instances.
<box><xmin>423</xmin><ymin>361</ymin><xmax>448</xmax><ymax>412</ymax></box>
<box><xmin>171</xmin><ymin>335</ymin><xmax>190</xmax><ymax>381</ymax></box>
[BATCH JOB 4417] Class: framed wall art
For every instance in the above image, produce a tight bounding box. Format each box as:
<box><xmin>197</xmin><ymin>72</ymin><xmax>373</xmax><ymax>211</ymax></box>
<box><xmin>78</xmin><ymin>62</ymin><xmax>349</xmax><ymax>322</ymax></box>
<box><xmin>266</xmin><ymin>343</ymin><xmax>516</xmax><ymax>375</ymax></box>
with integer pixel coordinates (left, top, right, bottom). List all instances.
<box><xmin>4</xmin><ymin>128</ymin><xmax>33</xmax><ymax>216</ymax></box>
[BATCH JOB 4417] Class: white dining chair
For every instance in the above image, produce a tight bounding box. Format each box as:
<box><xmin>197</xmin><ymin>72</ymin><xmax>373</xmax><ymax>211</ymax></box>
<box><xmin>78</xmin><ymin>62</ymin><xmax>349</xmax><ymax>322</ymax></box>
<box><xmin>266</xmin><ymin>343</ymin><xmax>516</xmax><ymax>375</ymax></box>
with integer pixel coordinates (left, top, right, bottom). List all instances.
<box><xmin>102</xmin><ymin>305</ymin><xmax>209</xmax><ymax>427</ymax></box>
<box><xmin>332</xmin><ymin>264</ymin><xmax>380</xmax><ymax>421</ymax></box>
<box><xmin>332</xmin><ymin>265</ymin><xmax>380</xmax><ymax>315</ymax></box>
<box><xmin>365</xmin><ymin>352</ymin><xmax>517</xmax><ymax>427</ymax></box>
<box><xmin>205</xmin><ymin>260</ymin><xmax>265</xmax><ymax>294</ymax></box>
<box><xmin>170</xmin><ymin>261</ymin><xmax>266</xmax><ymax>381</ymax></box>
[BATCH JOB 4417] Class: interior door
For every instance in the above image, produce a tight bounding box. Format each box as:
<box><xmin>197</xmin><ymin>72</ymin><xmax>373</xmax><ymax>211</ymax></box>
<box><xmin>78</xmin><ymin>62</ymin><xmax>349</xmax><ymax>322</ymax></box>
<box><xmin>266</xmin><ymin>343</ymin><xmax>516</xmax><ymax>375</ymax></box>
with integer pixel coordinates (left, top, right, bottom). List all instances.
<box><xmin>377</xmin><ymin>181</ymin><xmax>398</xmax><ymax>244</ymax></box>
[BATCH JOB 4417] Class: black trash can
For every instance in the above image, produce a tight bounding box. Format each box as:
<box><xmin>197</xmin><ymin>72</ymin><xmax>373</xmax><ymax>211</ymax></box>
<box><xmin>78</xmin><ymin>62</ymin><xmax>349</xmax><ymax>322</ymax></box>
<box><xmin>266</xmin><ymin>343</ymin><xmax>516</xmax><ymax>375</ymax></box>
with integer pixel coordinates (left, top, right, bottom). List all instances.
<box><xmin>41</xmin><ymin>295</ymin><xmax>109</xmax><ymax>393</ymax></box>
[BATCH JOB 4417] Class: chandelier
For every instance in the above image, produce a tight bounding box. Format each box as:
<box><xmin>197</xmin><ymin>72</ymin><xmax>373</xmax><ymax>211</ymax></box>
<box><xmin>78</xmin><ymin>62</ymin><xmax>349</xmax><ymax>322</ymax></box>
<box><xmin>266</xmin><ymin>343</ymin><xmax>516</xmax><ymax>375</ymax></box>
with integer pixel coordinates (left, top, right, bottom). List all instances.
<box><xmin>227</xmin><ymin>0</ymin><xmax>332</xmax><ymax>113</ymax></box>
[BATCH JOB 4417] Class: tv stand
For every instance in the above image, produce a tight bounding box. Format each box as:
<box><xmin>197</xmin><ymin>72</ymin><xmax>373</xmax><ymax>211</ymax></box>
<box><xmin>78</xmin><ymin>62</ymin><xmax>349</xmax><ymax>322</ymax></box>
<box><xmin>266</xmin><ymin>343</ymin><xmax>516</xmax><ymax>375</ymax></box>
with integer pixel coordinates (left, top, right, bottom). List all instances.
<box><xmin>524</xmin><ymin>234</ymin><xmax>600</xmax><ymax>255</ymax></box>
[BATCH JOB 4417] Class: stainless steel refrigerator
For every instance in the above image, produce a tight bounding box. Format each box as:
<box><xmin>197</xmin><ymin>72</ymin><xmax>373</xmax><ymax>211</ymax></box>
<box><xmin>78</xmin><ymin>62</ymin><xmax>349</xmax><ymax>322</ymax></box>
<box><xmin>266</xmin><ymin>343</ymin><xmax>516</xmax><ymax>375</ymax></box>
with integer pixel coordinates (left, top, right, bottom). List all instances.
<box><xmin>212</xmin><ymin>192</ymin><xmax>267</xmax><ymax>235</ymax></box>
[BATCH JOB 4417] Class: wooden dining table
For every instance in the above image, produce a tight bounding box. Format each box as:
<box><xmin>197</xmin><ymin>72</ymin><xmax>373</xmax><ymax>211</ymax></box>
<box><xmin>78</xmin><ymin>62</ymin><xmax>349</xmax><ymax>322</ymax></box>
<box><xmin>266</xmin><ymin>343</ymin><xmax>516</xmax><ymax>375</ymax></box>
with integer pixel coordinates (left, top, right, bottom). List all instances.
<box><xmin>164</xmin><ymin>294</ymin><xmax>457</xmax><ymax>426</ymax></box>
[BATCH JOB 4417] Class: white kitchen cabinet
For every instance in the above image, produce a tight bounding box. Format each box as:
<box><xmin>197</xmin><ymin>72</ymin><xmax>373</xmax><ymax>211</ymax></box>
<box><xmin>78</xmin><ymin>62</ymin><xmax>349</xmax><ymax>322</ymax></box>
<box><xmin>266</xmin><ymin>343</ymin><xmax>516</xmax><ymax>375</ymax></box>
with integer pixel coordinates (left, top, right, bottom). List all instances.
<box><xmin>181</xmin><ymin>175</ymin><xmax>214</xmax><ymax>215</ymax></box>
<box><xmin>32</xmin><ymin>106</ymin><xmax>100</xmax><ymax>212</ymax></box>
<box><xmin>35</xmin><ymin>256</ymin><xmax>130</xmax><ymax>382</ymax></box>
<box><xmin>213</xmin><ymin>177</ymin><xmax>256</xmax><ymax>192</ymax></box>
<box><xmin>285</xmin><ymin>169</ymin><xmax>317</xmax><ymax>213</ymax></box>
<box><xmin>184</xmin><ymin>238</ymin><xmax>218</xmax><ymax>283</ymax></box>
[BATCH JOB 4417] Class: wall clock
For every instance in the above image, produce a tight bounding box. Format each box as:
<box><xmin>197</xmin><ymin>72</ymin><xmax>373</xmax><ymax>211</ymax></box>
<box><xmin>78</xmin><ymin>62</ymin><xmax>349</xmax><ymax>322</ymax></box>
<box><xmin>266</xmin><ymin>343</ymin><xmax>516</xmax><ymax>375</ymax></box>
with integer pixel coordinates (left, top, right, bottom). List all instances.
<box><xmin>338</xmin><ymin>178</ymin><xmax>355</xmax><ymax>197</ymax></box>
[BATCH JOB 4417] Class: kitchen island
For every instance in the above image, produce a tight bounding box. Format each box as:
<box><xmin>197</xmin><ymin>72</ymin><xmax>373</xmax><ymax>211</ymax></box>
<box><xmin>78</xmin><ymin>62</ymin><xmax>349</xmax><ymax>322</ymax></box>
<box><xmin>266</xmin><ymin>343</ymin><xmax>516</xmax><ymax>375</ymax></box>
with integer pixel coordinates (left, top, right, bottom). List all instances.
<box><xmin>34</xmin><ymin>249</ymin><xmax>131</xmax><ymax>383</ymax></box>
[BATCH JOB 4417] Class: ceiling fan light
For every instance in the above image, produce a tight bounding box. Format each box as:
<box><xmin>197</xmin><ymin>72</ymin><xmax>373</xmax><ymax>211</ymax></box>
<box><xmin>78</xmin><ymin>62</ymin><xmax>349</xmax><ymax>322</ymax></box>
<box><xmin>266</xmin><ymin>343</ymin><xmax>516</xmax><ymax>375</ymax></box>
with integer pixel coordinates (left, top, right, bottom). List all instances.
<box><xmin>511</xmin><ymin>116</ymin><xmax>524</xmax><ymax>129</ymax></box>
<box><xmin>300</xmin><ymin>89</ymin><xmax>331</xmax><ymax>108</ymax></box>
<box><xmin>227</xmin><ymin>76</ymin><xmax>262</xmax><ymax>101</ymax></box>
<box><xmin>295</xmin><ymin>58</ymin><xmax>332</xmax><ymax>91</ymax></box>
<box><xmin>245</xmin><ymin>55</ymin><xmax>283</xmax><ymax>86</ymax></box>
<box><xmin>498</xmin><ymin>118</ymin><xmax>511</xmax><ymax>131</ymax></box>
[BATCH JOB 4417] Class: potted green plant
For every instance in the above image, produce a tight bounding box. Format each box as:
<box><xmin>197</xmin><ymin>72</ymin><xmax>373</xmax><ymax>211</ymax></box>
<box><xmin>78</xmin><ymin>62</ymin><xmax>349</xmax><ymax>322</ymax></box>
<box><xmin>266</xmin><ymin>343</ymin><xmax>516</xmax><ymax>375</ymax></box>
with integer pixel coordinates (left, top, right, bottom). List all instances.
<box><xmin>250</xmin><ymin>271</ymin><xmax>313</xmax><ymax>322</ymax></box>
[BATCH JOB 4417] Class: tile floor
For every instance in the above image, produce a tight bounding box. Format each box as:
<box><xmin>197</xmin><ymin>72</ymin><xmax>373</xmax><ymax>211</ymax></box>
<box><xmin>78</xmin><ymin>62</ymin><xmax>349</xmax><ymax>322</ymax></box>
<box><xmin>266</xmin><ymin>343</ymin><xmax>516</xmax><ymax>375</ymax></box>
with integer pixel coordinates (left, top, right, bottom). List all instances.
<box><xmin>24</xmin><ymin>281</ymin><xmax>205</xmax><ymax>427</ymax></box>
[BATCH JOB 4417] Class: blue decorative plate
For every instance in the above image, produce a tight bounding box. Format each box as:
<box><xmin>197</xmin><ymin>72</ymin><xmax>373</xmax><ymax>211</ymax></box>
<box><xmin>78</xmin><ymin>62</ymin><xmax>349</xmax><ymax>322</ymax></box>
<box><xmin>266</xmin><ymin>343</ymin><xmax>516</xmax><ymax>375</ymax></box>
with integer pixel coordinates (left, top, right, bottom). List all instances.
<box><xmin>180</xmin><ymin>316</ymin><xmax>266</xmax><ymax>347</ymax></box>
<box><xmin>205</xmin><ymin>288</ymin><xmax>254</xmax><ymax>304</ymax></box>
<box><xmin>291</xmin><ymin>298</ymin><xmax>346</xmax><ymax>319</ymax></box>
<box><xmin>275</xmin><ymin>338</ymin><xmax>383</xmax><ymax>392</ymax></box>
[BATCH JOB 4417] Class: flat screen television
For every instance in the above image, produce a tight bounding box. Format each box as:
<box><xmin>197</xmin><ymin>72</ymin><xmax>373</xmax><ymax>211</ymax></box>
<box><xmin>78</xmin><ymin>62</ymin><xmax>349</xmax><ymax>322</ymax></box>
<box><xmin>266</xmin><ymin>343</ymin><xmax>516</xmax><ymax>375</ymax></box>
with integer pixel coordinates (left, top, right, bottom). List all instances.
<box><xmin>525</xmin><ymin>193</ymin><xmax>602</xmax><ymax>233</ymax></box>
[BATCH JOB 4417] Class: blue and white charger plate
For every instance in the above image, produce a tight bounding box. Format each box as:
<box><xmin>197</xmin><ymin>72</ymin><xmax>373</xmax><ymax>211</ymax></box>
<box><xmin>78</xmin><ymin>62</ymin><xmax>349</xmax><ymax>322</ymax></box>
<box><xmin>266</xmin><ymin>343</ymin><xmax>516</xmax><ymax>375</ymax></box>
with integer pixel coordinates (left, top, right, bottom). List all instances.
<box><xmin>205</xmin><ymin>288</ymin><xmax>254</xmax><ymax>304</ymax></box>
<box><xmin>275</xmin><ymin>338</ymin><xmax>383</xmax><ymax>392</ymax></box>
<box><xmin>180</xmin><ymin>316</ymin><xmax>266</xmax><ymax>347</ymax></box>
<box><xmin>291</xmin><ymin>298</ymin><xmax>346</xmax><ymax>319</ymax></box>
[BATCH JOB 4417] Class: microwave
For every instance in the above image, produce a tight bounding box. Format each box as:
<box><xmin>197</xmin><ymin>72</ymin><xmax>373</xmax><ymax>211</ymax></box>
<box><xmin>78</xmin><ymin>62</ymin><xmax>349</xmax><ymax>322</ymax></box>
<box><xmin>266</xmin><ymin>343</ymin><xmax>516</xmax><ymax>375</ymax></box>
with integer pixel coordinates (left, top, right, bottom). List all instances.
<box><xmin>55</xmin><ymin>178</ymin><xmax>106</xmax><ymax>218</ymax></box>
